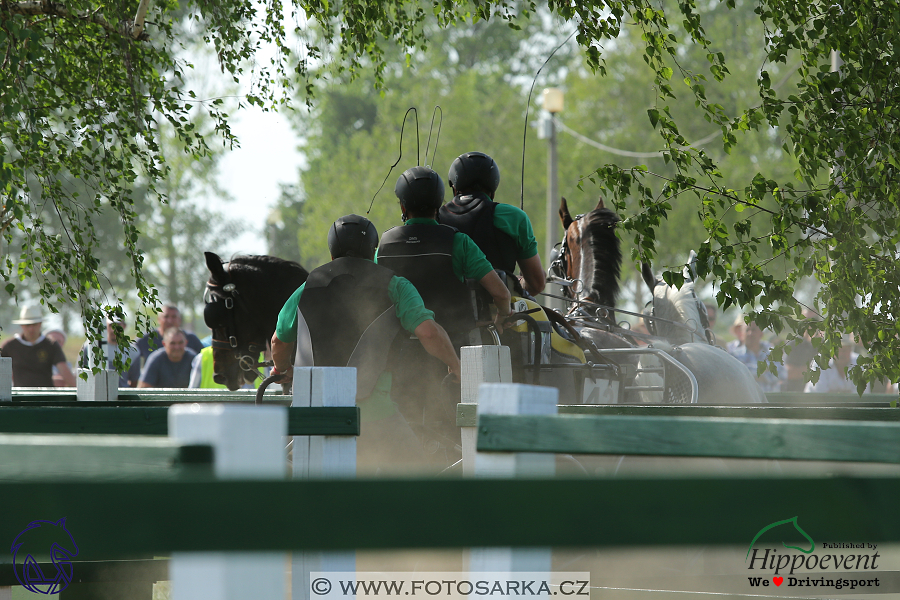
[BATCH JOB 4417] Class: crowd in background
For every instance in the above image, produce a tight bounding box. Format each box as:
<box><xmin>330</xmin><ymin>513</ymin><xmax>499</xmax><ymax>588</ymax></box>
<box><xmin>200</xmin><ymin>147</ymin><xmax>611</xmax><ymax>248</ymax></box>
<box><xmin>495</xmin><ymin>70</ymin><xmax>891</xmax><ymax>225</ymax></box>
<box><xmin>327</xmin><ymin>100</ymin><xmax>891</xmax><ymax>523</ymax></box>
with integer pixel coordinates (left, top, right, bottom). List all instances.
<box><xmin>708</xmin><ymin>304</ymin><xmax>896</xmax><ymax>394</ymax></box>
<box><xmin>0</xmin><ymin>304</ymin><xmax>250</xmax><ymax>390</ymax></box>
<box><xmin>0</xmin><ymin>301</ymin><xmax>896</xmax><ymax>393</ymax></box>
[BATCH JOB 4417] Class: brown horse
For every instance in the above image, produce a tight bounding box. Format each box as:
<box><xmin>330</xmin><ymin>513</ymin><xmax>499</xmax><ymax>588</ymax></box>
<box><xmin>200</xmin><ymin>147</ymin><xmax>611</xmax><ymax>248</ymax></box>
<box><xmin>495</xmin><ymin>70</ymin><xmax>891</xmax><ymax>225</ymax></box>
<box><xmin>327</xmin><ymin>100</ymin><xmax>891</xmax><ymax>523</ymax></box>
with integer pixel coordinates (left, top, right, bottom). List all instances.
<box><xmin>204</xmin><ymin>252</ymin><xmax>309</xmax><ymax>391</ymax></box>
<box><xmin>555</xmin><ymin>202</ymin><xmax>766</xmax><ymax>404</ymax></box>
<box><xmin>555</xmin><ymin>197</ymin><xmax>635</xmax><ymax>351</ymax></box>
<box><xmin>557</xmin><ymin>197</ymin><xmax>621</xmax><ymax>310</ymax></box>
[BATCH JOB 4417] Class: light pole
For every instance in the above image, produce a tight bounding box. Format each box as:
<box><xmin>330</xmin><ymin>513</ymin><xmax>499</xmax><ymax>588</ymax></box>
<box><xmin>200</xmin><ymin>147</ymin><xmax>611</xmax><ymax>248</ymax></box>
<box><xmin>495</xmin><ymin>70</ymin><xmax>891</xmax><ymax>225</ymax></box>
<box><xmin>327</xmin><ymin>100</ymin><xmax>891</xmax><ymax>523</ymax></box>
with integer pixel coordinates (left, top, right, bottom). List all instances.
<box><xmin>542</xmin><ymin>88</ymin><xmax>564</xmax><ymax>267</ymax></box>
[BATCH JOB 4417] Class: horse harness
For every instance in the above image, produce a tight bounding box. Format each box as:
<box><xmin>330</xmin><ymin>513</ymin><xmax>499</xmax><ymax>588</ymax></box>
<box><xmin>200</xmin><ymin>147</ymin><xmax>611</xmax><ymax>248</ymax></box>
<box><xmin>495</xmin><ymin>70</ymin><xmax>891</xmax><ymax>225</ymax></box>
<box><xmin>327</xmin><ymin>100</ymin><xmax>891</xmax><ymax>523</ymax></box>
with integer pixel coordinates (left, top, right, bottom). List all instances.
<box><xmin>550</xmin><ymin>212</ymin><xmax>616</xmax><ymax>325</ymax></box>
<box><xmin>204</xmin><ymin>276</ymin><xmax>271</xmax><ymax>378</ymax></box>
<box><xmin>549</xmin><ymin>213</ymin><xmax>587</xmax><ymax>300</ymax></box>
<box><xmin>549</xmin><ymin>213</ymin><xmax>703</xmax><ymax>342</ymax></box>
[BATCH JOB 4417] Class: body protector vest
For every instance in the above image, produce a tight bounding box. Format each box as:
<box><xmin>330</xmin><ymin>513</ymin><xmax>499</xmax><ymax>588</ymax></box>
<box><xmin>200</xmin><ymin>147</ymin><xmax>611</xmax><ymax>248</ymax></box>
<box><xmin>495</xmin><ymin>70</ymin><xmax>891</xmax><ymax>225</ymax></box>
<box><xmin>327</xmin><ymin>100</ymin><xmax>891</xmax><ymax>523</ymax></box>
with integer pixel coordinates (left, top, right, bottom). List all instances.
<box><xmin>297</xmin><ymin>257</ymin><xmax>397</xmax><ymax>368</ymax></box>
<box><xmin>439</xmin><ymin>193</ymin><xmax>518</xmax><ymax>276</ymax></box>
<box><xmin>378</xmin><ymin>224</ymin><xmax>475</xmax><ymax>340</ymax></box>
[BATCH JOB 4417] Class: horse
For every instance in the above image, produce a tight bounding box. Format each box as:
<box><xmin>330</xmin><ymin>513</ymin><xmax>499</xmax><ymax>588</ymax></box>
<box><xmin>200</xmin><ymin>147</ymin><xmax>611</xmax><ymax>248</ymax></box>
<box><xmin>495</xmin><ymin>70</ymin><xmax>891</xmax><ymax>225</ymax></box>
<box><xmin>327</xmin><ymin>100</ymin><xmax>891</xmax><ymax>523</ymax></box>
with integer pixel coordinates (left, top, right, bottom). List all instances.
<box><xmin>553</xmin><ymin>197</ymin><xmax>635</xmax><ymax>352</ymax></box>
<box><xmin>553</xmin><ymin>198</ymin><xmax>766</xmax><ymax>405</ymax></box>
<box><xmin>203</xmin><ymin>251</ymin><xmax>452</xmax><ymax>472</ymax></box>
<box><xmin>203</xmin><ymin>251</ymin><xmax>309</xmax><ymax>391</ymax></box>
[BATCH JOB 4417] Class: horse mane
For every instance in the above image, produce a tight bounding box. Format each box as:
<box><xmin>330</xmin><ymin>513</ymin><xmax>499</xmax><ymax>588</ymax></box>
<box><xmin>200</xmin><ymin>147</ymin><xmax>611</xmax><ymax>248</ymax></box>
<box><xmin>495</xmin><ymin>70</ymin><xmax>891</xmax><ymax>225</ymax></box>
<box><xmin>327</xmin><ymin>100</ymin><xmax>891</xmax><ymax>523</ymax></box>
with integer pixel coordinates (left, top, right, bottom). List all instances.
<box><xmin>223</xmin><ymin>254</ymin><xmax>308</xmax><ymax>287</ymax></box>
<box><xmin>581</xmin><ymin>207</ymin><xmax>621</xmax><ymax>308</ymax></box>
<box><xmin>214</xmin><ymin>254</ymin><xmax>310</xmax><ymax>322</ymax></box>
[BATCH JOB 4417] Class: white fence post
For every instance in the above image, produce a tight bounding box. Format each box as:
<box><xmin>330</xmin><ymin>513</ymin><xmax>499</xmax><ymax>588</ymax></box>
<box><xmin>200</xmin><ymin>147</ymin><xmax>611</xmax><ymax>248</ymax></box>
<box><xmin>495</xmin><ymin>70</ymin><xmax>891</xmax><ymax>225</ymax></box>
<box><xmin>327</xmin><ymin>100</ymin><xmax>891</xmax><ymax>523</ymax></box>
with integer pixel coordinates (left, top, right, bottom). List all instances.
<box><xmin>292</xmin><ymin>367</ymin><xmax>356</xmax><ymax>600</ymax></box>
<box><xmin>460</xmin><ymin>346</ymin><xmax>512</xmax><ymax>476</ymax></box>
<box><xmin>169</xmin><ymin>404</ymin><xmax>288</xmax><ymax>600</ymax></box>
<box><xmin>469</xmin><ymin>383</ymin><xmax>557</xmax><ymax>574</ymax></box>
<box><xmin>76</xmin><ymin>369</ymin><xmax>119</xmax><ymax>401</ymax></box>
<box><xmin>0</xmin><ymin>357</ymin><xmax>11</xmax><ymax>401</ymax></box>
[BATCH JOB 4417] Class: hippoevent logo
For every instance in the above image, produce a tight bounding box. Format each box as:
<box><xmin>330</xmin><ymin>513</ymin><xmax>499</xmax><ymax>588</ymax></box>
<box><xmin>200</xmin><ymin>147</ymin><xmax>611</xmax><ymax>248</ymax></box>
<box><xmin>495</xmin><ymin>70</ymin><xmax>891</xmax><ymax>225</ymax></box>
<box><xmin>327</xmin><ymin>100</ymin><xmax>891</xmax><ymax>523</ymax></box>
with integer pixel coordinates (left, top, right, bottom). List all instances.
<box><xmin>746</xmin><ymin>517</ymin><xmax>881</xmax><ymax>591</ymax></box>
<box><xmin>10</xmin><ymin>518</ymin><xmax>79</xmax><ymax>595</ymax></box>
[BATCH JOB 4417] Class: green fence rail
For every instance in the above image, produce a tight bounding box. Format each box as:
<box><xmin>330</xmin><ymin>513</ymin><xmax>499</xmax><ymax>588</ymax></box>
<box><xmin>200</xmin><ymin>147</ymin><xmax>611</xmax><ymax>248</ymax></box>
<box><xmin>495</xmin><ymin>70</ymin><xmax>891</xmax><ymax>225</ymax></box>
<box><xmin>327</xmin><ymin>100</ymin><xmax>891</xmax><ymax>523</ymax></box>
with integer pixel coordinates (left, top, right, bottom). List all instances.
<box><xmin>475</xmin><ymin>413</ymin><xmax>900</xmax><ymax>462</ymax></box>
<box><xmin>457</xmin><ymin>403</ymin><xmax>900</xmax><ymax>426</ymax></box>
<box><xmin>0</xmin><ymin>406</ymin><xmax>360</xmax><ymax>436</ymax></box>
<box><xmin>0</xmin><ymin>434</ymin><xmax>212</xmax><ymax>480</ymax></box>
<box><xmin>0</xmin><ymin>477</ymin><xmax>898</xmax><ymax>557</ymax></box>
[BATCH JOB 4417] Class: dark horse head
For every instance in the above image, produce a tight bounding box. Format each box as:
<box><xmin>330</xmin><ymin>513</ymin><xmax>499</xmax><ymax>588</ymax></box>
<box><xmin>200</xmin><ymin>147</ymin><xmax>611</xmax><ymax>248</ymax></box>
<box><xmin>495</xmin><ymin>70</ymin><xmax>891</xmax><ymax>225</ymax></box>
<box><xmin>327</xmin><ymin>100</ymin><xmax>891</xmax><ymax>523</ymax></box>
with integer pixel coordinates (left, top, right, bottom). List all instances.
<box><xmin>556</xmin><ymin>197</ymin><xmax>622</xmax><ymax>313</ymax></box>
<box><xmin>204</xmin><ymin>252</ymin><xmax>309</xmax><ymax>391</ymax></box>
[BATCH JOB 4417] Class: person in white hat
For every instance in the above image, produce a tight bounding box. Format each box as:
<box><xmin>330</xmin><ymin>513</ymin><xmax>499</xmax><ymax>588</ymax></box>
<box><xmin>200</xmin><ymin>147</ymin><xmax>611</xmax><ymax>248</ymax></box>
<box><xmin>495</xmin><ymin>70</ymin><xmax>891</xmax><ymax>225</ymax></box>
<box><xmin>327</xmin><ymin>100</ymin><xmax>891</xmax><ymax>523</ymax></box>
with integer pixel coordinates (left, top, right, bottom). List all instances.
<box><xmin>1</xmin><ymin>305</ymin><xmax>76</xmax><ymax>387</ymax></box>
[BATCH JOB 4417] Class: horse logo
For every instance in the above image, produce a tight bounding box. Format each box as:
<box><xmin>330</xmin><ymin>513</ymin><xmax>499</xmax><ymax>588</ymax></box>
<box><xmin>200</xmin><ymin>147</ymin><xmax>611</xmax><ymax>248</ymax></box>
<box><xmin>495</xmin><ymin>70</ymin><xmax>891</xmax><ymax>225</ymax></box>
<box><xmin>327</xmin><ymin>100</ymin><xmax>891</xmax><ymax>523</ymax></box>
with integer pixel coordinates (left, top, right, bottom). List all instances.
<box><xmin>10</xmin><ymin>518</ymin><xmax>79</xmax><ymax>594</ymax></box>
<box><xmin>747</xmin><ymin>516</ymin><xmax>815</xmax><ymax>560</ymax></box>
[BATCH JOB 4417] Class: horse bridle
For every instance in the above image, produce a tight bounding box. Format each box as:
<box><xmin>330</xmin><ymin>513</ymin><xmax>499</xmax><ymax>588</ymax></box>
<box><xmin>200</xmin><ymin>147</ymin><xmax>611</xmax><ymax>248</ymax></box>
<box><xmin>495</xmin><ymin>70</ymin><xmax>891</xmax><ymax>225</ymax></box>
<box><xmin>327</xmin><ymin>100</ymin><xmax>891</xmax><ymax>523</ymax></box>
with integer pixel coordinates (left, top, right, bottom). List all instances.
<box><xmin>204</xmin><ymin>276</ymin><xmax>270</xmax><ymax>378</ymax></box>
<box><xmin>549</xmin><ymin>213</ymin><xmax>586</xmax><ymax>301</ymax></box>
<box><xmin>548</xmin><ymin>214</ymin><xmax>704</xmax><ymax>339</ymax></box>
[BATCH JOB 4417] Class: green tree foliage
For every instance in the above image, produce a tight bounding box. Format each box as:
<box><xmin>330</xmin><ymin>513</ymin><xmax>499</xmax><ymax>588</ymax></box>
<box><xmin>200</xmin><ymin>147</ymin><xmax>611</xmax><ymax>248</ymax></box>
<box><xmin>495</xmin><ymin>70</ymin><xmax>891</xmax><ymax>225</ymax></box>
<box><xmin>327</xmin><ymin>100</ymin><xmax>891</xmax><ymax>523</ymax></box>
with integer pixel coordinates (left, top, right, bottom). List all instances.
<box><xmin>279</xmin><ymin>1</ymin><xmax>801</xmax><ymax>312</ymax></box>
<box><xmin>269</xmin><ymin>16</ymin><xmax>566</xmax><ymax>269</ymax></box>
<box><xmin>266</xmin><ymin>183</ymin><xmax>306</xmax><ymax>264</ymax></box>
<box><xmin>1</xmin><ymin>0</ymin><xmax>255</xmax><ymax>355</ymax></box>
<box><xmin>553</xmin><ymin>0</ymin><xmax>804</xmax><ymax>306</ymax></box>
<box><xmin>4</xmin><ymin>0</ymin><xmax>899</xmax><ymax>389</ymax></box>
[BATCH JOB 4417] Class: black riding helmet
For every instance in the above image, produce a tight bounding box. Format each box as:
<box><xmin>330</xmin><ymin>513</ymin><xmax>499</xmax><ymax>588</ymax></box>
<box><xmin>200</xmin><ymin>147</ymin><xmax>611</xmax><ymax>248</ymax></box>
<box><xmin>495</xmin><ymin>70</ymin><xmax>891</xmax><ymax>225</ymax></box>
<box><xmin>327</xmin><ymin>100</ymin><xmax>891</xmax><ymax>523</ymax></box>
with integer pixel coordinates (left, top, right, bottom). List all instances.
<box><xmin>395</xmin><ymin>166</ymin><xmax>445</xmax><ymax>214</ymax></box>
<box><xmin>448</xmin><ymin>152</ymin><xmax>500</xmax><ymax>196</ymax></box>
<box><xmin>327</xmin><ymin>214</ymin><xmax>379</xmax><ymax>259</ymax></box>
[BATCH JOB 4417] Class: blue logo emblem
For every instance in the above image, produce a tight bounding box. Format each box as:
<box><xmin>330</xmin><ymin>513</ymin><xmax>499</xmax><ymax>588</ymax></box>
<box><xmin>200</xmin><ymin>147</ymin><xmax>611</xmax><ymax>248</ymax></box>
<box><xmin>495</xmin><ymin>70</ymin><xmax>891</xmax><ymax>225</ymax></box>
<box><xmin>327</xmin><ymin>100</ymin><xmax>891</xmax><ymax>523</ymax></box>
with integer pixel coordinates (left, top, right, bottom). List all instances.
<box><xmin>10</xmin><ymin>518</ymin><xmax>79</xmax><ymax>594</ymax></box>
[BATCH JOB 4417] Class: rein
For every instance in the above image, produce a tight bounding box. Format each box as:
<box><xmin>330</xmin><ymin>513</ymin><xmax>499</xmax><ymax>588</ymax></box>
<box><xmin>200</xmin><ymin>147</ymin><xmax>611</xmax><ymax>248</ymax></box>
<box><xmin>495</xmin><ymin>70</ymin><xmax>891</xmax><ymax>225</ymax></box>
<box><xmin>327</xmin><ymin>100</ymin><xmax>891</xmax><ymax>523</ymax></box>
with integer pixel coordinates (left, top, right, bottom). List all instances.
<box><xmin>539</xmin><ymin>289</ymin><xmax>700</xmax><ymax>337</ymax></box>
<box><xmin>546</xmin><ymin>212</ymin><xmax>704</xmax><ymax>340</ymax></box>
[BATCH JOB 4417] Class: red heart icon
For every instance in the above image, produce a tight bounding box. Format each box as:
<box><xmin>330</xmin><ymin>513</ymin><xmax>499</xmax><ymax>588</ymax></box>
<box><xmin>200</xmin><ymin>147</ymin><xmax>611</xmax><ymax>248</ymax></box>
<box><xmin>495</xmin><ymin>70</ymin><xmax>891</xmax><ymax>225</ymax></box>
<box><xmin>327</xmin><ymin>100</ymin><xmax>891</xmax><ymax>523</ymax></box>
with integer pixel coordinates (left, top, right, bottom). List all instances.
<box><xmin>773</xmin><ymin>577</ymin><xmax>783</xmax><ymax>586</ymax></box>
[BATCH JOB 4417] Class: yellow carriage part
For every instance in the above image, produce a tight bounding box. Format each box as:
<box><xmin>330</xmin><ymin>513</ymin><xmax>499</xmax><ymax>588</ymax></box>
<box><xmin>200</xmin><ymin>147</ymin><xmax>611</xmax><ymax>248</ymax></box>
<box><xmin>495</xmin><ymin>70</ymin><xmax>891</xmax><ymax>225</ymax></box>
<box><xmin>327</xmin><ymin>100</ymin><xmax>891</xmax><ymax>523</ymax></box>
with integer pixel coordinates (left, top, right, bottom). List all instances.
<box><xmin>508</xmin><ymin>297</ymin><xmax>586</xmax><ymax>364</ymax></box>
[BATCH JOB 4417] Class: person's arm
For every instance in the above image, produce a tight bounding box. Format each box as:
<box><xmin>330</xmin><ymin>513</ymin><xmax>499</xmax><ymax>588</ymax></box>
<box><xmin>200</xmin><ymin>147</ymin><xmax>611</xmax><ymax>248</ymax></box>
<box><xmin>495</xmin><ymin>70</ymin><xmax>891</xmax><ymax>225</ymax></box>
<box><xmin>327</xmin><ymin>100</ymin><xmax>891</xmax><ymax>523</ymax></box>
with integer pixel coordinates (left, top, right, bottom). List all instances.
<box><xmin>452</xmin><ymin>233</ymin><xmax>512</xmax><ymax>332</ymax></box>
<box><xmin>479</xmin><ymin>270</ymin><xmax>511</xmax><ymax>333</ymax></box>
<box><xmin>270</xmin><ymin>333</ymin><xmax>294</xmax><ymax>381</ymax></box>
<box><xmin>55</xmin><ymin>361</ymin><xmax>77</xmax><ymax>387</ymax></box>
<box><xmin>414</xmin><ymin>319</ymin><xmax>461</xmax><ymax>381</ymax></box>
<box><xmin>269</xmin><ymin>283</ymin><xmax>305</xmax><ymax>381</ymax></box>
<box><xmin>517</xmin><ymin>253</ymin><xmax>546</xmax><ymax>295</ymax></box>
<box><xmin>494</xmin><ymin>204</ymin><xmax>544</xmax><ymax>294</ymax></box>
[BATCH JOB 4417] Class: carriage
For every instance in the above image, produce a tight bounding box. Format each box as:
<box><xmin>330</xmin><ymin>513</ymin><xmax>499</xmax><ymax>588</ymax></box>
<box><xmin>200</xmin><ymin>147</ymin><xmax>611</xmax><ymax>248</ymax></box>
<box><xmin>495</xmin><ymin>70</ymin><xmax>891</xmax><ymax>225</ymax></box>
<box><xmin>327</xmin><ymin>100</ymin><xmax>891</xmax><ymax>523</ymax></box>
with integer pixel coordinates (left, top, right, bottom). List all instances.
<box><xmin>202</xmin><ymin>197</ymin><xmax>765</xmax><ymax>408</ymax></box>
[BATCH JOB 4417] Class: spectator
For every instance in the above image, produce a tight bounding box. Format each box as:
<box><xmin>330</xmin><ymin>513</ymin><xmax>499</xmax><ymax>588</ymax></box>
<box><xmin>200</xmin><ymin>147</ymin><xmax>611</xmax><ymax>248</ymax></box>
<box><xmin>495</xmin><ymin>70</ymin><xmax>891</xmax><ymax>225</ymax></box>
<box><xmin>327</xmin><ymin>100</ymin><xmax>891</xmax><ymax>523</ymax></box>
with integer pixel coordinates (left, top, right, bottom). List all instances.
<box><xmin>79</xmin><ymin>319</ymin><xmax>142</xmax><ymax>388</ymax></box>
<box><xmin>1</xmin><ymin>306</ymin><xmax>76</xmax><ymax>387</ymax></box>
<box><xmin>188</xmin><ymin>346</ymin><xmax>262</xmax><ymax>389</ymax></box>
<box><xmin>805</xmin><ymin>335</ymin><xmax>866</xmax><ymax>393</ymax></box>
<box><xmin>44</xmin><ymin>329</ymin><xmax>74</xmax><ymax>387</ymax></box>
<box><xmin>781</xmin><ymin>310</ymin><xmax>818</xmax><ymax>392</ymax></box>
<box><xmin>44</xmin><ymin>328</ymin><xmax>67</xmax><ymax>348</ymax></box>
<box><xmin>725</xmin><ymin>313</ymin><xmax>745</xmax><ymax>353</ymax></box>
<box><xmin>136</xmin><ymin>305</ymin><xmax>203</xmax><ymax>361</ymax></box>
<box><xmin>781</xmin><ymin>337</ymin><xmax>816</xmax><ymax>392</ymax></box>
<box><xmin>138</xmin><ymin>328</ymin><xmax>197</xmax><ymax>388</ymax></box>
<box><xmin>727</xmin><ymin>317</ymin><xmax>784</xmax><ymax>393</ymax></box>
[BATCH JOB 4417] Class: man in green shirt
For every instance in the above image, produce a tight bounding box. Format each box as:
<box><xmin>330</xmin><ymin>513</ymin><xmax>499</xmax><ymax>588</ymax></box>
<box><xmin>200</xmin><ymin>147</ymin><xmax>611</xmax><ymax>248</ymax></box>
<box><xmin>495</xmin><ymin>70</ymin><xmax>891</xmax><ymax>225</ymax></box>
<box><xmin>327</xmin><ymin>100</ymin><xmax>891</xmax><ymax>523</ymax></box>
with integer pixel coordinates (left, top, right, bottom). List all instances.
<box><xmin>270</xmin><ymin>214</ymin><xmax>460</xmax><ymax>472</ymax></box>
<box><xmin>377</xmin><ymin>167</ymin><xmax>511</xmax><ymax>467</ymax></box>
<box><xmin>440</xmin><ymin>151</ymin><xmax>545</xmax><ymax>296</ymax></box>
<box><xmin>377</xmin><ymin>165</ymin><xmax>511</xmax><ymax>348</ymax></box>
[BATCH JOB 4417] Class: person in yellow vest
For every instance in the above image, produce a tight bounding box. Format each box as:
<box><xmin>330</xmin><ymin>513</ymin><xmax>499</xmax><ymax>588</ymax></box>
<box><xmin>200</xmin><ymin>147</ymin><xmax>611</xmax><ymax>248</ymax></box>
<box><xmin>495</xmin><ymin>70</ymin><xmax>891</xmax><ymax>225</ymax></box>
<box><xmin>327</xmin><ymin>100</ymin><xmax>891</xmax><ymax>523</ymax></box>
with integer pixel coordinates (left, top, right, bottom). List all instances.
<box><xmin>188</xmin><ymin>346</ymin><xmax>263</xmax><ymax>389</ymax></box>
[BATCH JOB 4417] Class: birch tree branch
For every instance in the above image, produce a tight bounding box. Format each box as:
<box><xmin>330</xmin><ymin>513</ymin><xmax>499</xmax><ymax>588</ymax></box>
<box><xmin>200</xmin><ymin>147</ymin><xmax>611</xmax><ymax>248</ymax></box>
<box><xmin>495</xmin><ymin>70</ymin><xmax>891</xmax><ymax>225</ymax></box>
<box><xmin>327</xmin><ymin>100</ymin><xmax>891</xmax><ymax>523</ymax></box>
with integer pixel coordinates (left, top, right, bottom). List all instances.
<box><xmin>2</xmin><ymin>0</ymin><xmax>150</xmax><ymax>40</ymax></box>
